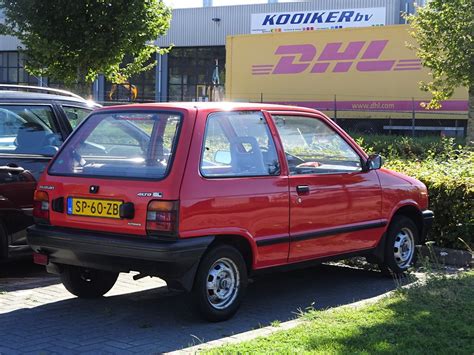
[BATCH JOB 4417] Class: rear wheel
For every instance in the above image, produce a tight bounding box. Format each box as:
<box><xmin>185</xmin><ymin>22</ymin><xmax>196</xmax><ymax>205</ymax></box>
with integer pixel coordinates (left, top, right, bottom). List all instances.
<box><xmin>381</xmin><ymin>216</ymin><xmax>419</xmax><ymax>275</ymax></box>
<box><xmin>60</xmin><ymin>265</ymin><xmax>118</xmax><ymax>298</ymax></box>
<box><xmin>192</xmin><ymin>245</ymin><xmax>247</xmax><ymax>322</ymax></box>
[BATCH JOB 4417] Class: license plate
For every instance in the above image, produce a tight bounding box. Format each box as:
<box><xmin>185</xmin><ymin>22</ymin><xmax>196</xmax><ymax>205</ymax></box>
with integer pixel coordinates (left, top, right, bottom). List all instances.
<box><xmin>67</xmin><ymin>197</ymin><xmax>122</xmax><ymax>219</ymax></box>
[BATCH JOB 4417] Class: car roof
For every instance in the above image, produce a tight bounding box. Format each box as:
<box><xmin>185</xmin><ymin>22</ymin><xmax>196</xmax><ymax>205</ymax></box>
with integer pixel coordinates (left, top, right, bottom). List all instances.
<box><xmin>0</xmin><ymin>90</ymin><xmax>100</xmax><ymax>108</ymax></box>
<box><xmin>96</xmin><ymin>101</ymin><xmax>320</xmax><ymax>115</ymax></box>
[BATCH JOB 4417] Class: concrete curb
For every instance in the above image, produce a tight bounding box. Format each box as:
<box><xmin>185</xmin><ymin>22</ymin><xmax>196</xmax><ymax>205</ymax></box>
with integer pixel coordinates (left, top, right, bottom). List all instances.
<box><xmin>167</xmin><ymin>319</ymin><xmax>302</xmax><ymax>355</ymax></box>
<box><xmin>167</xmin><ymin>274</ymin><xmax>426</xmax><ymax>355</ymax></box>
<box><xmin>418</xmin><ymin>245</ymin><xmax>473</xmax><ymax>267</ymax></box>
<box><xmin>169</xmin><ymin>318</ymin><xmax>303</xmax><ymax>355</ymax></box>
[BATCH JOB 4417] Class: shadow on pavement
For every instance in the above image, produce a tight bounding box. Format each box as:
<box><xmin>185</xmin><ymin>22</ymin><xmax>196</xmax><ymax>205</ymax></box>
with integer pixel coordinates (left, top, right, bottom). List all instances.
<box><xmin>0</xmin><ymin>264</ymin><xmax>413</xmax><ymax>353</ymax></box>
<box><xmin>0</xmin><ymin>258</ymin><xmax>59</xmax><ymax>292</ymax></box>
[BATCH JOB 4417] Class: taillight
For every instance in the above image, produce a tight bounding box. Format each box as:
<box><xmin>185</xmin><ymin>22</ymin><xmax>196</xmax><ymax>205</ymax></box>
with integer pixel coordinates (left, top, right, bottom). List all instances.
<box><xmin>146</xmin><ymin>200</ymin><xmax>178</xmax><ymax>238</ymax></box>
<box><xmin>33</xmin><ymin>190</ymin><xmax>49</xmax><ymax>222</ymax></box>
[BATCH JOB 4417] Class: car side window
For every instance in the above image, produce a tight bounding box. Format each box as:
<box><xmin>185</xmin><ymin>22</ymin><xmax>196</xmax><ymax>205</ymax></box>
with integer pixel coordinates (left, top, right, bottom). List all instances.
<box><xmin>0</xmin><ymin>105</ymin><xmax>63</xmax><ymax>155</ymax></box>
<box><xmin>272</xmin><ymin>115</ymin><xmax>362</xmax><ymax>175</ymax></box>
<box><xmin>63</xmin><ymin>106</ymin><xmax>92</xmax><ymax>129</ymax></box>
<box><xmin>201</xmin><ymin>111</ymin><xmax>280</xmax><ymax>177</ymax></box>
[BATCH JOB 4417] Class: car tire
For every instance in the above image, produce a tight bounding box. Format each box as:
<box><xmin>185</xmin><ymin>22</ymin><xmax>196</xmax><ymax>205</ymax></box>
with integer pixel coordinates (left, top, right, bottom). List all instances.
<box><xmin>60</xmin><ymin>265</ymin><xmax>118</xmax><ymax>298</ymax></box>
<box><xmin>382</xmin><ymin>216</ymin><xmax>419</xmax><ymax>275</ymax></box>
<box><xmin>192</xmin><ymin>245</ymin><xmax>248</xmax><ymax>322</ymax></box>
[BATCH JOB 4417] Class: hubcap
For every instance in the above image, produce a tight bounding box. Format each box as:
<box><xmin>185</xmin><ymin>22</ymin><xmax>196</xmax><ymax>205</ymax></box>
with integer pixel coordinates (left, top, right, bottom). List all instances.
<box><xmin>206</xmin><ymin>257</ymin><xmax>240</xmax><ymax>310</ymax></box>
<box><xmin>393</xmin><ymin>228</ymin><xmax>415</xmax><ymax>268</ymax></box>
<box><xmin>79</xmin><ymin>269</ymin><xmax>94</xmax><ymax>282</ymax></box>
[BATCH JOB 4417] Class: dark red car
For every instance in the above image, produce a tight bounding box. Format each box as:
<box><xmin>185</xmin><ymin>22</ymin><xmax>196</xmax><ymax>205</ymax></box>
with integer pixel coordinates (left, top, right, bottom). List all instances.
<box><xmin>27</xmin><ymin>103</ymin><xmax>433</xmax><ymax>321</ymax></box>
<box><xmin>0</xmin><ymin>85</ymin><xmax>99</xmax><ymax>260</ymax></box>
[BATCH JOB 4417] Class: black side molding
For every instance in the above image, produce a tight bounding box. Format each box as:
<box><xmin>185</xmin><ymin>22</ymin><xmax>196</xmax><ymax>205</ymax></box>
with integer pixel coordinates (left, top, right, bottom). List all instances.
<box><xmin>256</xmin><ymin>220</ymin><xmax>387</xmax><ymax>247</ymax></box>
<box><xmin>256</xmin><ymin>236</ymin><xmax>290</xmax><ymax>247</ymax></box>
<box><xmin>292</xmin><ymin>220</ymin><xmax>387</xmax><ymax>243</ymax></box>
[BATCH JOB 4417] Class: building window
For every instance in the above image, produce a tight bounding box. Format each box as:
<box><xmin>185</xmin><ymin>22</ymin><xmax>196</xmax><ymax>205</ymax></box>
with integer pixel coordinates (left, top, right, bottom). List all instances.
<box><xmin>105</xmin><ymin>54</ymin><xmax>157</xmax><ymax>103</ymax></box>
<box><xmin>168</xmin><ymin>46</ymin><xmax>225</xmax><ymax>102</ymax></box>
<box><xmin>0</xmin><ymin>51</ymin><xmax>38</xmax><ymax>85</ymax></box>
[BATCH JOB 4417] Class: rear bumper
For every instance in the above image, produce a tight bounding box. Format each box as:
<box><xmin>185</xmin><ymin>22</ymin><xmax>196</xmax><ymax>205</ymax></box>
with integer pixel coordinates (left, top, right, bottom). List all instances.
<box><xmin>421</xmin><ymin>210</ymin><xmax>435</xmax><ymax>242</ymax></box>
<box><xmin>27</xmin><ymin>225</ymin><xmax>214</xmax><ymax>290</ymax></box>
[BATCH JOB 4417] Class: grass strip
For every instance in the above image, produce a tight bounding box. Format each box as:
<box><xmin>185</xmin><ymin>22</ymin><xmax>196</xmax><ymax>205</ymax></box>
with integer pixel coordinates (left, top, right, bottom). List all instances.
<box><xmin>205</xmin><ymin>271</ymin><xmax>474</xmax><ymax>354</ymax></box>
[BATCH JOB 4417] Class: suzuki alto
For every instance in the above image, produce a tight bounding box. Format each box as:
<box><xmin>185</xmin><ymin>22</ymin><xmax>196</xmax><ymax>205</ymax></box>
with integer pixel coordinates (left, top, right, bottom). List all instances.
<box><xmin>27</xmin><ymin>103</ymin><xmax>433</xmax><ymax>321</ymax></box>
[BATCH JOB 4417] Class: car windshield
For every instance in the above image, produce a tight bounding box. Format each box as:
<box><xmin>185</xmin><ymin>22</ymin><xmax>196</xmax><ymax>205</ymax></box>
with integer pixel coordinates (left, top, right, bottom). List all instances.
<box><xmin>49</xmin><ymin>111</ymin><xmax>181</xmax><ymax>179</ymax></box>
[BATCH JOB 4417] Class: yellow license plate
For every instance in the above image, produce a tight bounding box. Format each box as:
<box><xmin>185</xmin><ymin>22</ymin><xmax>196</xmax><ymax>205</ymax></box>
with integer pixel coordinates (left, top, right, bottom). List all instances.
<box><xmin>67</xmin><ymin>197</ymin><xmax>122</xmax><ymax>219</ymax></box>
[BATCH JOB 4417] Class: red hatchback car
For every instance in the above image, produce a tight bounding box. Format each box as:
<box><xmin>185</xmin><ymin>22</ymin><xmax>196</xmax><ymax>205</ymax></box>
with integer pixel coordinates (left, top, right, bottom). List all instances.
<box><xmin>27</xmin><ymin>103</ymin><xmax>433</xmax><ymax>321</ymax></box>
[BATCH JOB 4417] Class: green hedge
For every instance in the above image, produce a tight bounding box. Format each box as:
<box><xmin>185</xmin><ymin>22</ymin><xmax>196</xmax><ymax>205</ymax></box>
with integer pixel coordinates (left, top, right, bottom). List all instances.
<box><xmin>354</xmin><ymin>135</ymin><xmax>465</xmax><ymax>161</ymax></box>
<box><xmin>385</xmin><ymin>152</ymin><xmax>473</xmax><ymax>249</ymax></box>
<box><xmin>354</xmin><ymin>135</ymin><xmax>473</xmax><ymax>249</ymax></box>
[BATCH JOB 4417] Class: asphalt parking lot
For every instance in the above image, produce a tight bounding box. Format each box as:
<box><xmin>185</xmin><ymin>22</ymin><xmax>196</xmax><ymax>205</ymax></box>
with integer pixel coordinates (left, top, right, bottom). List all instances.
<box><xmin>0</xmin><ymin>259</ymin><xmax>406</xmax><ymax>354</ymax></box>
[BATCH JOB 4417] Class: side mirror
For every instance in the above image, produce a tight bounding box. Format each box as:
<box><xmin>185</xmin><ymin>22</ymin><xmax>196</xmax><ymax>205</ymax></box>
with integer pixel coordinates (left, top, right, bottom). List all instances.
<box><xmin>365</xmin><ymin>154</ymin><xmax>383</xmax><ymax>171</ymax></box>
<box><xmin>214</xmin><ymin>150</ymin><xmax>231</xmax><ymax>165</ymax></box>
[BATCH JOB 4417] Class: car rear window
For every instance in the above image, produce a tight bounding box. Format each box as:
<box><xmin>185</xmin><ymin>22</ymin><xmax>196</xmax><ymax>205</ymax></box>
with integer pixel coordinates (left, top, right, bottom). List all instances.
<box><xmin>49</xmin><ymin>111</ymin><xmax>181</xmax><ymax>179</ymax></box>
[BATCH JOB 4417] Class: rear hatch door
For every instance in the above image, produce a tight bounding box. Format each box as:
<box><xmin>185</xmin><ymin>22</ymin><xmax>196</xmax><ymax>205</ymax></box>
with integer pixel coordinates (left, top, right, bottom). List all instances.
<box><xmin>44</xmin><ymin>107</ymin><xmax>195</xmax><ymax>236</ymax></box>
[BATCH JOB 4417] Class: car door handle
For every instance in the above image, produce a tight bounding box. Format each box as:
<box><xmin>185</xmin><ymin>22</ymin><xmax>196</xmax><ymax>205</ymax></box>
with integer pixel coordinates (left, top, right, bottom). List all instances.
<box><xmin>296</xmin><ymin>185</ymin><xmax>310</xmax><ymax>195</ymax></box>
<box><xmin>0</xmin><ymin>165</ymin><xmax>25</xmax><ymax>175</ymax></box>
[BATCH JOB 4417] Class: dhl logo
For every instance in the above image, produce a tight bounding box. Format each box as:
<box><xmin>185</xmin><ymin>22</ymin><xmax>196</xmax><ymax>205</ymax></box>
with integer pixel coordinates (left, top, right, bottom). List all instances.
<box><xmin>251</xmin><ymin>40</ymin><xmax>422</xmax><ymax>75</ymax></box>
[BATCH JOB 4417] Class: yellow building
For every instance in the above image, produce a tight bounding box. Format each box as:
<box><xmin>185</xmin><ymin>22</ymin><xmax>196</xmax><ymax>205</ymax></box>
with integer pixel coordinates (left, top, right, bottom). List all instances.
<box><xmin>226</xmin><ymin>25</ymin><xmax>467</xmax><ymax>134</ymax></box>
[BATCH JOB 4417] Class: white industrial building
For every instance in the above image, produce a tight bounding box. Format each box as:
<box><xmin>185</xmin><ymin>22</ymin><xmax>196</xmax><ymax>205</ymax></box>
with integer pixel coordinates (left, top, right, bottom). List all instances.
<box><xmin>0</xmin><ymin>0</ymin><xmax>419</xmax><ymax>102</ymax></box>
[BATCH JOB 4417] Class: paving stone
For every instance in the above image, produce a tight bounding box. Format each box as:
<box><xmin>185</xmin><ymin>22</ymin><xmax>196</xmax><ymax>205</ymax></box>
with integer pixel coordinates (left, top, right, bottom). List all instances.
<box><xmin>0</xmin><ymin>346</ymin><xmax>21</xmax><ymax>355</ymax></box>
<box><xmin>0</xmin><ymin>264</ymin><xmax>403</xmax><ymax>353</ymax></box>
<box><xmin>17</xmin><ymin>341</ymin><xmax>55</xmax><ymax>352</ymax></box>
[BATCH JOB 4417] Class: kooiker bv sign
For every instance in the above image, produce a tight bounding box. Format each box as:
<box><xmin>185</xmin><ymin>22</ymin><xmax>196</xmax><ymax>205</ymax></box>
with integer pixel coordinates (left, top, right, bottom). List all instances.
<box><xmin>251</xmin><ymin>7</ymin><xmax>386</xmax><ymax>33</ymax></box>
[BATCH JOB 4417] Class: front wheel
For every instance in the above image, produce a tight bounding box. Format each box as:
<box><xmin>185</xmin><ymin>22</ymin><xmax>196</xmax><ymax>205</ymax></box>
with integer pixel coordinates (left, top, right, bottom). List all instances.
<box><xmin>192</xmin><ymin>245</ymin><xmax>248</xmax><ymax>322</ymax></box>
<box><xmin>381</xmin><ymin>216</ymin><xmax>419</xmax><ymax>275</ymax></box>
<box><xmin>60</xmin><ymin>265</ymin><xmax>118</xmax><ymax>298</ymax></box>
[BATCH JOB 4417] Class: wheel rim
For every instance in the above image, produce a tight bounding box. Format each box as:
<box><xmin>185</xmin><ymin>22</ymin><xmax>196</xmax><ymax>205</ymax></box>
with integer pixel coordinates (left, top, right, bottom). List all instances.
<box><xmin>206</xmin><ymin>257</ymin><xmax>240</xmax><ymax>310</ymax></box>
<box><xmin>79</xmin><ymin>268</ymin><xmax>95</xmax><ymax>282</ymax></box>
<box><xmin>393</xmin><ymin>227</ymin><xmax>415</xmax><ymax>268</ymax></box>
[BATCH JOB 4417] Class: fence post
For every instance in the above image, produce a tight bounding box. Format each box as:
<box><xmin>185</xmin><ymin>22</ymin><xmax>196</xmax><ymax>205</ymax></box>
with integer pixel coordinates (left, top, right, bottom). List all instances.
<box><xmin>260</xmin><ymin>92</ymin><xmax>263</xmax><ymax>103</ymax></box>
<box><xmin>334</xmin><ymin>94</ymin><xmax>337</xmax><ymax>123</ymax></box>
<box><xmin>411</xmin><ymin>97</ymin><xmax>416</xmax><ymax>137</ymax></box>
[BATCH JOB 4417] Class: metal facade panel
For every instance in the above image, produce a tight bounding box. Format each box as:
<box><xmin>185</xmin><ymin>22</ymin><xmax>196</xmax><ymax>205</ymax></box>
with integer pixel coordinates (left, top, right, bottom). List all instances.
<box><xmin>0</xmin><ymin>35</ymin><xmax>22</xmax><ymax>51</ymax></box>
<box><xmin>155</xmin><ymin>0</ymin><xmax>401</xmax><ymax>47</ymax></box>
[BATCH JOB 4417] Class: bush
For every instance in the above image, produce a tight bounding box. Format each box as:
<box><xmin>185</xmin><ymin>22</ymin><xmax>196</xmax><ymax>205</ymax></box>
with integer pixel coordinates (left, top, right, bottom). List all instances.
<box><xmin>385</xmin><ymin>151</ymin><xmax>473</xmax><ymax>249</ymax></box>
<box><xmin>354</xmin><ymin>135</ymin><xmax>465</xmax><ymax>161</ymax></box>
<box><xmin>354</xmin><ymin>134</ymin><xmax>473</xmax><ymax>249</ymax></box>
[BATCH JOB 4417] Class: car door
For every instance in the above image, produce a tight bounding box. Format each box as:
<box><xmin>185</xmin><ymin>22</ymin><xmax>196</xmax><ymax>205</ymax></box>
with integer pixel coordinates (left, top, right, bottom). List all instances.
<box><xmin>270</xmin><ymin>112</ymin><xmax>383</xmax><ymax>263</ymax></box>
<box><xmin>0</xmin><ymin>103</ymin><xmax>69</xmax><ymax>245</ymax></box>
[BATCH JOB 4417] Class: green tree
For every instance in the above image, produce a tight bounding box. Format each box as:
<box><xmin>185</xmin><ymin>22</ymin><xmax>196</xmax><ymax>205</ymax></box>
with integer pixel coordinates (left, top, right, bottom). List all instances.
<box><xmin>0</xmin><ymin>0</ymin><xmax>171</xmax><ymax>97</ymax></box>
<box><xmin>406</xmin><ymin>0</ymin><xmax>474</xmax><ymax>143</ymax></box>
